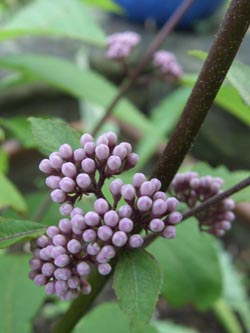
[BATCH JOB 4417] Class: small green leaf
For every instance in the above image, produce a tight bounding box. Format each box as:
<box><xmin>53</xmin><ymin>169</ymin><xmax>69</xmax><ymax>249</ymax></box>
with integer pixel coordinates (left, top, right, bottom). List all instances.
<box><xmin>114</xmin><ymin>249</ymin><xmax>162</xmax><ymax>329</ymax></box>
<box><xmin>149</xmin><ymin>221</ymin><xmax>223</xmax><ymax>309</ymax></box>
<box><xmin>0</xmin><ymin>172</ymin><xmax>27</xmax><ymax>213</ymax></box>
<box><xmin>0</xmin><ymin>149</ymin><xmax>8</xmax><ymax>173</ymax></box>
<box><xmin>29</xmin><ymin>117</ymin><xmax>80</xmax><ymax>155</ymax></box>
<box><xmin>0</xmin><ymin>217</ymin><xmax>45</xmax><ymax>248</ymax></box>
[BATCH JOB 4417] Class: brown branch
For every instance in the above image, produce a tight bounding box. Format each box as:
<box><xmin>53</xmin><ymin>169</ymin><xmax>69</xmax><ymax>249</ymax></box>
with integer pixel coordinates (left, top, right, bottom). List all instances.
<box><xmin>92</xmin><ymin>0</ymin><xmax>195</xmax><ymax>136</ymax></box>
<box><xmin>152</xmin><ymin>0</ymin><xmax>250</xmax><ymax>190</ymax></box>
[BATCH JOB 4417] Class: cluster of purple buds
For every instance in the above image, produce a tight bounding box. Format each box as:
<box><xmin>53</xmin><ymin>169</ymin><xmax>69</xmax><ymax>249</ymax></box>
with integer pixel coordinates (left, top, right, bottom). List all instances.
<box><xmin>153</xmin><ymin>50</ymin><xmax>183</xmax><ymax>79</ymax></box>
<box><xmin>106</xmin><ymin>31</ymin><xmax>141</xmax><ymax>60</ymax></box>
<box><xmin>171</xmin><ymin>172</ymin><xmax>235</xmax><ymax>236</ymax></box>
<box><xmin>30</xmin><ymin>131</ymin><xmax>182</xmax><ymax>300</ymax></box>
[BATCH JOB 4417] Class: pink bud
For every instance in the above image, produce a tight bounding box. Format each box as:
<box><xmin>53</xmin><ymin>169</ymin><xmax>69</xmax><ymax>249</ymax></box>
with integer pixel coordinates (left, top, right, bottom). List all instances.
<box><xmin>51</xmin><ymin>189</ymin><xmax>66</xmax><ymax>203</ymax></box>
<box><xmin>39</xmin><ymin>159</ymin><xmax>53</xmax><ymax>174</ymax></box>
<box><xmin>80</xmin><ymin>133</ymin><xmax>94</xmax><ymax>147</ymax></box>
<box><xmin>59</xmin><ymin>177</ymin><xmax>76</xmax><ymax>193</ymax></box>
<box><xmin>61</xmin><ymin>162</ymin><xmax>77</xmax><ymax>178</ymax></box>
<box><xmin>58</xmin><ymin>144</ymin><xmax>73</xmax><ymax>160</ymax></box>
<box><xmin>107</xmin><ymin>156</ymin><xmax>122</xmax><ymax>172</ymax></box>
<box><xmin>121</xmin><ymin>184</ymin><xmax>136</xmax><ymax>201</ymax></box>
<box><xmin>45</xmin><ymin>176</ymin><xmax>61</xmax><ymax>189</ymax></box>
<box><xmin>95</xmin><ymin>144</ymin><xmax>110</xmax><ymax>161</ymax></box>
<box><xmin>74</xmin><ymin>148</ymin><xmax>86</xmax><ymax>162</ymax></box>
<box><xmin>76</xmin><ymin>173</ymin><xmax>91</xmax><ymax>190</ymax></box>
<box><xmin>49</xmin><ymin>152</ymin><xmax>64</xmax><ymax>169</ymax></box>
<box><xmin>81</xmin><ymin>158</ymin><xmax>96</xmax><ymax>174</ymax></box>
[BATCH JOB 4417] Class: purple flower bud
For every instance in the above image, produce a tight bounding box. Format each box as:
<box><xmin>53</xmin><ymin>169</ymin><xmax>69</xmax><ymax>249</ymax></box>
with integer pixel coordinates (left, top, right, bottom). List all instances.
<box><xmin>71</xmin><ymin>214</ymin><xmax>86</xmax><ymax>230</ymax></box>
<box><xmin>113</xmin><ymin>145</ymin><xmax>127</xmax><ymax>160</ymax></box>
<box><xmin>101</xmin><ymin>245</ymin><xmax>116</xmax><ymax>259</ymax></box>
<box><xmin>85</xmin><ymin>211</ymin><xmax>100</xmax><ymax>227</ymax></box>
<box><xmin>81</xmin><ymin>158</ymin><xmax>96</xmax><ymax>174</ymax></box>
<box><xmin>127</xmin><ymin>153</ymin><xmax>139</xmax><ymax>166</ymax></box>
<box><xmin>223</xmin><ymin>198</ymin><xmax>235</xmax><ymax>210</ymax></box>
<box><xmin>129</xmin><ymin>234</ymin><xmax>144</xmax><ymax>248</ymax></box>
<box><xmin>120</xmin><ymin>142</ymin><xmax>132</xmax><ymax>154</ymax></box>
<box><xmin>29</xmin><ymin>271</ymin><xmax>37</xmax><ymax>280</ymax></box>
<box><xmin>98</xmin><ymin>263</ymin><xmax>112</xmax><ymax>275</ymax></box>
<box><xmin>68</xmin><ymin>276</ymin><xmax>80</xmax><ymax>289</ymax></box>
<box><xmin>61</xmin><ymin>162</ymin><xmax>77</xmax><ymax>178</ymax></box>
<box><xmin>166</xmin><ymin>197</ymin><xmax>179</xmax><ymax>212</ymax></box>
<box><xmin>190</xmin><ymin>178</ymin><xmax>200</xmax><ymax>189</ymax></box>
<box><xmin>59</xmin><ymin>177</ymin><xmax>76</xmax><ymax>193</ymax></box>
<box><xmin>54</xmin><ymin>254</ymin><xmax>70</xmax><ymax>268</ymax></box>
<box><xmin>104</xmin><ymin>210</ymin><xmax>119</xmax><ymax>227</ymax></box>
<box><xmin>39</xmin><ymin>159</ymin><xmax>53</xmax><ymax>174</ymax></box>
<box><xmin>162</xmin><ymin>226</ymin><xmax>176</xmax><ymax>239</ymax></box>
<box><xmin>97</xmin><ymin>226</ymin><xmax>113</xmax><ymax>241</ymax></box>
<box><xmin>137</xmin><ymin>196</ymin><xmax>153</xmax><ymax>212</ymax></box>
<box><xmin>34</xmin><ymin>274</ymin><xmax>46</xmax><ymax>286</ymax></box>
<box><xmin>107</xmin><ymin>156</ymin><xmax>122</xmax><ymax>172</ymax></box>
<box><xmin>96</xmin><ymin>252</ymin><xmax>109</xmax><ymax>264</ymax></box>
<box><xmin>45</xmin><ymin>176</ymin><xmax>61</xmax><ymax>189</ymax></box>
<box><xmin>72</xmin><ymin>227</ymin><xmax>83</xmax><ymax>235</ymax></box>
<box><xmin>55</xmin><ymin>280</ymin><xmax>68</xmax><ymax>296</ymax></box>
<box><xmin>51</xmin><ymin>246</ymin><xmax>66</xmax><ymax>259</ymax></box>
<box><xmin>84</xmin><ymin>142</ymin><xmax>96</xmax><ymax>157</ymax></box>
<box><xmin>67</xmin><ymin>239</ymin><xmax>82</xmax><ymax>254</ymax></box>
<box><xmin>76</xmin><ymin>173</ymin><xmax>91</xmax><ymax>190</ymax></box>
<box><xmin>140</xmin><ymin>181</ymin><xmax>155</xmax><ymax>197</ymax></box>
<box><xmin>153</xmin><ymin>191</ymin><xmax>166</xmax><ymax>201</ymax></box>
<box><xmin>94</xmin><ymin>198</ymin><xmax>109</xmax><ymax>215</ymax></box>
<box><xmin>41</xmin><ymin>263</ymin><xmax>55</xmax><ymax>277</ymax></box>
<box><xmin>87</xmin><ymin>242</ymin><xmax>100</xmax><ymax>256</ymax></box>
<box><xmin>60</xmin><ymin>203</ymin><xmax>73</xmax><ymax>216</ymax></box>
<box><xmin>77</xmin><ymin>262</ymin><xmax>90</xmax><ymax>276</ymax></box>
<box><xmin>121</xmin><ymin>184</ymin><xmax>136</xmax><ymax>201</ymax></box>
<box><xmin>152</xmin><ymin>199</ymin><xmax>168</xmax><ymax>216</ymax></box>
<box><xmin>39</xmin><ymin>246</ymin><xmax>53</xmax><ymax>260</ymax></box>
<box><xmin>110</xmin><ymin>179</ymin><xmax>123</xmax><ymax>197</ymax></box>
<box><xmin>82</xmin><ymin>229</ymin><xmax>97</xmax><ymax>243</ymax></box>
<box><xmin>80</xmin><ymin>133</ymin><xmax>94</xmax><ymax>147</ymax></box>
<box><xmin>216</xmin><ymin>221</ymin><xmax>231</xmax><ymax>231</ymax></box>
<box><xmin>106</xmin><ymin>131</ymin><xmax>117</xmax><ymax>146</ymax></box>
<box><xmin>95</xmin><ymin>144</ymin><xmax>110</xmax><ymax>161</ymax></box>
<box><xmin>47</xmin><ymin>226</ymin><xmax>60</xmax><ymax>238</ymax></box>
<box><xmin>112</xmin><ymin>231</ymin><xmax>128</xmax><ymax>247</ymax></box>
<box><xmin>150</xmin><ymin>178</ymin><xmax>161</xmax><ymax>191</ymax></box>
<box><xmin>119</xmin><ymin>218</ymin><xmax>133</xmax><ymax>233</ymax></box>
<box><xmin>96</xmin><ymin>134</ymin><xmax>109</xmax><ymax>145</ymax></box>
<box><xmin>59</xmin><ymin>218</ymin><xmax>72</xmax><ymax>233</ymax></box>
<box><xmin>54</xmin><ymin>268</ymin><xmax>71</xmax><ymax>280</ymax></box>
<box><xmin>133</xmin><ymin>173</ymin><xmax>147</xmax><ymax>188</ymax></box>
<box><xmin>51</xmin><ymin>189</ymin><xmax>66</xmax><ymax>203</ymax></box>
<box><xmin>74</xmin><ymin>148</ymin><xmax>86</xmax><ymax>162</ymax></box>
<box><xmin>118</xmin><ymin>205</ymin><xmax>133</xmax><ymax>218</ymax></box>
<box><xmin>219</xmin><ymin>211</ymin><xmax>235</xmax><ymax>222</ymax></box>
<box><xmin>45</xmin><ymin>281</ymin><xmax>55</xmax><ymax>295</ymax></box>
<box><xmin>149</xmin><ymin>219</ymin><xmax>165</xmax><ymax>232</ymax></box>
<box><xmin>167</xmin><ymin>212</ymin><xmax>182</xmax><ymax>225</ymax></box>
<box><xmin>49</xmin><ymin>152</ymin><xmax>64</xmax><ymax>169</ymax></box>
<box><xmin>58</xmin><ymin>144</ymin><xmax>73</xmax><ymax>160</ymax></box>
<box><xmin>36</xmin><ymin>235</ymin><xmax>50</xmax><ymax>248</ymax></box>
<box><xmin>53</xmin><ymin>234</ymin><xmax>67</xmax><ymax>247</ymax></box>
<box><xmin>70</xmin><ymin>207</ymin><xmax>84</xmax><ymax>217</ymax></box>
<box><xmin>29</xmin><ymin>258</ymin><xmax>42</xmax><ymax>271</ymax></box>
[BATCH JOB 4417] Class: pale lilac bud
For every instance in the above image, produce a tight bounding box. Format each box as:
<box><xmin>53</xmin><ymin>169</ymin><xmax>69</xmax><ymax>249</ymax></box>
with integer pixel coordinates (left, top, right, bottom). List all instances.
<box><xmin>61</xmin><ymin>162</ymin><xmax>77</xmax><ymax>178</ymax></box>
<box><xmin>107</xmin><ymin>156</ymin><xmax>122</xmax><ymax>171</ymax></box>
<box><xmin>167</xmin><ymin>212</ymin><xmax>182</xmax><ymax>225</ymax></box>
<box><xmin>74</xmin><ymin>148</ymin><xmax>86</xmax><ymax>162</ymax></box>
<box><xmin>150</xmin><ymin>178</ymin><xmax>161</xmax><ymax>191</ymax></box>
<box><xmin>72</xmin><ymin>227</ymin><xmax>83</xmax><ymax>235</ymax></box>
<box><xmin>29</xmin><ymin>258</ymin><xmax>42</xmax><ymax>271</ymax></box>
<box><xmin>118</xmin><ymin>205</ymin><xmax>133</xmax><ymax>218</ymax></box>
<box><xmin>70</xmin><ymin>207</ymin><xmax>84</xmax><ymax>217</ymax></box>
<box><xmin>49</xmin><ymin>152</ymin><xmax>64</xmax><ymax>169</ymax></box>
<box><xmin>129</xmin><ymin>234</ymin><xmax>143</xmax><ymax>248</ymax></box>
<box><xmin>76</xmin><ymin>173</ymin><xmax>91</xmax><ymax>190</ymax></box>
<box><xmin>85</xmin><ymin>211</ymin><xmax>100</xmax><ymax>227</ymax></box>
<box><xmin>98</xmin><ymin>263</ymin><xmax>112</xmax><ymax>275</ymax></box>
<box><xmin>71</xmin><ymin>214</ymin><xmax>85</xmax><ymax>230</ymax></box>
<box><xmin>77</xmin><ymin>262</ymin><xmax>90</xmax><ymax>276</ymax></box>
<box><xmin>104</xmin><ymin>210</ymin><xmax>119</xmax><ymax>227</ymax></box>
<box><xmin>94</xmin><ymin>198</ymin><xmax>109</xmax><ymax>215</ymax></box>
<box><xmin>137</xmin><ymin>196</ymin><xmax>152</xmax><ymax>212</ymax></box>
<box><xmin>39</xmin><ymin>159</ymin><xmax>53</xmax><ymax>174</ymax></box>
<box><xmin>112</xmin><ymin>231</ymin><xmax>128</xmax><ymax>247</ymax></box>
<box><xmin>55</xmin><ymin>280</ymin><xmax>68</xmax><ymax>296</ymax></box>
<box><xmin>53</xmin><ymin>234</ymin><xmax>67</xmax><ymax>247</ymax></box>
<box><xmin>101</xmin><ymin>245</ymin><xmax>116</xmax><ymax>259</ymax></box>
<box><xmin>110</xmin><ymin>179</ymin><xmax>123</xmax><ymax>197</ymax></box>
<box><xmin>41</xmin><ymin>263</ymin><xmax>55</xmax><ymax>277</ymax></box>
<box><xmin>87</xmin><ymin>242</ymin><xmax>100</xmax><ymax>255</ymax></box>
<box><xmin>140</xmin><ymin>181</ymin><xmax>155</xmax><ymax>197</ymax></box>
<box><xmin>113</xmin><ymin>145</ymin><xmax>127</xmax><ymax>159</ymax></box>
<box><xmin>166</xmin><ymin>197</ymin><xmax>179</xmax><ymax>212</ymax></box>
<box><xmin>220</xmin><ymin>211</ymin><xmax>235</xmax><ymax>222</ymax></box>
<box><xmin>51</xmin><ymin>189</ymin><xmax>66</xmax><ymax>203</ymax></box>
<box><xmin>60</xmin><ymin>203</ymin><xmax>73</xmax><ymax>216</ymax></box>
<box><xmin>223</xmin><ymin>198</ymin><xmax>235</xmax><ymax>210</ymax></box>
<box><xmin>59</xmin><ymin>177</ymin><xmax>76</xmax><ymax>192</ymax></box>
<box><xmin>119</xmin><ymin>218</ymin><xmax>133</xmax><ymax>233</ymax></box>
<box><xmin>81</xmin><ymin>158</ymin><xmax>96</xmax><ymax>173</ymax></box>
<box><xmin>149</xmin><ymin>219</ymin><xmax>165</xmax><ymax>232</ymax></box>
<box><xmin>133</xmin><ymin>173</ymin><xmax>147</xmax><ymax>188</ymax></box>
<box><xmin>162</xmin><ymin>226</ymin><xmax>176</xmax><ymax>239</ymax></box>
<box><xmin>59</xmin><ymin>218</ymin><xmax>72</xmax><ymax>233</ymax></box>
<box><xmin>152</xmin><ymin>199</ymin><xmax>168</xmax><ymax>216</ymax></box>
<box><xmin>34</xmin><ymin>274</ymin><xmax>46</xmax><ymax>286</ymax></box>
<box><xmin>45</xmin><ymin>281</ymin><xmax>55</xmax><ymax>295</ymax></box>
<box><xmin>47</xmin><ymin>226</ymin><xmax>60</xmax><ymax>238</ymax></box>
<box><xmin>54</xmin><ymin>254</ymin><xmax>70</xmax><ymax>267</ymax></box>
<box><xmin>45</xmin><ymin>176</ymin><xmax>61</xmax><ymax>189</ymax></box>
<box><xmin>95</xmin><ymin>144</ymin><xmax>110</xmax><ymax>161</ymax></box>
<box><xmin>153</xmin><ymin>191</ymin><xmax>166</xmax><ymax>201</ymax></box>
<box><xmin>96</xmin><ymin>252</ymin><xmax>109</xmax><ymax>264</ymax></box>
<box><xmin>97</xmin><ymin>226</ymin><xmax>113</xmax><ymax>241</ymax></box>
<box><xmin>54</xmin><ymin>268</ymin><xmax>71</xmax><ymax>280</ymax></box>
<box><xmin>68</xmin><ymin>276</ymin><xmax>80</xmax><ymax>289</ymax></box>
<box><xmin>80</xmin><ymin>133</ymin><xmax>94</xmax><ymax>147</ymax></box>
<box><xmin>36</xmin><ymin>235</ymin><xmax>50</xmax><ymax>248</ymax></box>
<box><xmin>67</xmin><ymin>239</ymin><xmax>82</xmax><ymax>254</ymax></box>
<box><xmin>121</xmin><ymin>184</ymin><xmax>136</xmax><ymax>201</ymax></box>
<box><xmin>82</xmin><ymin>229</ymin><xmax>97</xmax><ymax>242</ymax></box>
<box><xmin>84</xmin><ymin>142</ymin><xmax>96</xmax><ymax>156</ymax></box>
<box><xmin>106</xmin><ymin>132</ymin><xmax>117</xmax><ymax>146</ymax></box>
<box><xmin>217</xmin><ymin>221</ymin><xmax>231</xmax><ymax>231</ymax></box>
<box><xmin>127</xmin><ymin>153</ymin><xmax>139</xmax><ymax>166</ymax></box>
<box><xmin>58</xmin><ymin>144</ymin><xmax>73</xmax><ymax>160</ymax></box>
<box><xmin>121</xmin><ymin>142</ymin><xmax>132</xmax><ymax>154</ymax></box>
<box><xmin>190</xmin><ymin>178</ymin><xmax>200</xmax><ymax>189</ymax></box>
<box><xmin>39</xmin><ymin>248</ymin><xmax>51</xmax><ymax>261</ymax></box>
<box><xmin>96</xmin><ymin>134</ymin><xmax>109</xmax><ymax>145</ymax></box>
<box><xmin>51</xmin><ymin>246</ymin><xmax>66</xmax><ymax>259</ymax></box>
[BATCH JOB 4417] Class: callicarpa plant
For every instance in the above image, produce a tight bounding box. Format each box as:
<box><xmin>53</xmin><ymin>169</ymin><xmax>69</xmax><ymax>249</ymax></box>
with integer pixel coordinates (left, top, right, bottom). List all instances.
<box><xmin>0</xmin><ymin>0</ymin><xmax>250</xmax><ymax>333</ymax></box>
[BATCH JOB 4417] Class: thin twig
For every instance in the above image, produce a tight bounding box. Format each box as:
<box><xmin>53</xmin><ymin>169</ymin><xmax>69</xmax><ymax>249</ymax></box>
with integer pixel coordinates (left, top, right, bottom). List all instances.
<box><xmin>92</xmin><ymin>0</ymin><xmax>195</xmax><ymax>136</ymax></box>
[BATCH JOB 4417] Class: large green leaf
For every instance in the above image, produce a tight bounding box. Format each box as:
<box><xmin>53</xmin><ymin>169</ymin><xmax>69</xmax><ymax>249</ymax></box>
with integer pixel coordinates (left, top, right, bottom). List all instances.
<box><xmin>149</xmin><ymin>221</ymin><xmax>223</xmax><ymax>309</ymax></box>
<box><xmin>0</xmin><ymin>217</ymin><xmax>45</xmax><ymax>249</ymax></box>
<box><xmin>29</xmin><ymin>117</ymin><xmax>80</xmax><ymax>155</ymax></box>
<box><xmin>0</xmin><ymin>172</ymin><xmax>27</xmax><ymax>213</ymax></box>
<box><xmin>0</xmin><ymin>0</ymin><xmax>105</xmax><ymax>45</ymax></box>
<box><xmin>0</xmin><ymin>54</ymin><xmax>153</xmax><ymax>134</ymax></box>
<box><xmin>114</xmin><ymin>249</ymin><xmax>162</xmax><ymax>330</ymax></box>
<box><xmin>82</xmin><ymin>0</ymin><xmax>122</xmax><ymax>12</ymax></box>
<box><xmin>0</xmin><ymin>254</ymin><xmax>45</xmax><ymax>333</ymax></box>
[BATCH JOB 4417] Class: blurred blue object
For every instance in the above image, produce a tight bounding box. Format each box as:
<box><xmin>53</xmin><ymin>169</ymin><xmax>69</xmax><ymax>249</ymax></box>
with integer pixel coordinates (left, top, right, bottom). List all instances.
<box><xmin>114</xmin><ymin>0</ymin><xmax>224</xmax><ymax>28</ymax></box>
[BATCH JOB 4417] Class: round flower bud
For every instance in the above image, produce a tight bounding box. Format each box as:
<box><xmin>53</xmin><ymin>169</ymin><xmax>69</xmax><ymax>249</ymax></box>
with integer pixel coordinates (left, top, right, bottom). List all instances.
<box><xmin>104</xmin><ymin>210</ymin><xmax>119</xmax><ymax>227</ymax></box>
<box><xmin>67</xmin><ymin>239</ymin><xmax>82</xmax><ymax>254</ymax></box>
<box><xmin>74</xmin><ymin>148</ymin><xmax>86</xmax><ymax>162</ymax></box>
<box><xmin>81</xmin><ymin>158</ymin><xmax>96</xmax><ymax>174</ymax></box>
<box><xmin>118</xmin><ymin>205</ymin><xmax>133</xmax><ymax>218</ymax></box>
<box><xmin>80</xmin><ymin>133</ymin><xmax>93</xmax><ymax>147</ymax></box>
<box><xmin>29</xmin><ymin>258</ymin><xmax>42</xmax><ymax>271</ymax></box>
<box><xmin>106</xmin><ymin>132</ymin><xmax>117</xmax><ymax>146</ymax></box>
<box><xmin>51</xmin><ymin>246</ymin><xmax>66</xmax><ymax>259</ymax></box>
<box><xmin>59</xmin><ymin>218</ymin><xmax>72</xmax><ymax>233</ymax></box>
<box><xmin>110</xmin><ymin>179</ymin><xmax>123</xmax><ymax>197</ymax></box>
<box><xmin>133</xmin><ymin>173</ymin><xmax>147</xmax><ymax>188</ymax></box>
<box><xmin>84</xmin><ymin>142</ymin><xmax>96</xmax><ymax>156</ymax></box>
<box><xmin>87</xmin><ymin>243</ymin><xmax>100</xmax><ymax>256</ymax></box>
<box><xmin>113</xmin><ymin>145</ymin><xmax>127</xmax><ymax>160</ymax></box>
<box><xmin>58</xmin><ymin>144</ymin><xmax>73</xmax><ymax>160</ymax></box>
<box><xmin>98</xmin><ymin>263</ymin><xmax>112</xmax><ymax>275</ymax></box>
<box><xmin>54</xmin><ymin>254</ymin><xmax>70</xmax><ymax>268</ymax></box>
<box><xmin>107</xmin><ymin>156</ymin><xmax>122</xmax><ymax>172</ymax></box>
<box><xmin>94</xmin><ymin>198</ymin><xmax>109</xmax><ymax>215</ymax></box>
<box><xmin>53</xmin><ymin>234</ymin><xmax>67</xmax><ymax>247</ymax></box>
<box><xmin>119</xmin><ymin>218</ymin><xmax>134</xmax><ymax>233</ymax></box>
<box><xmin>34</xmin><ymin>274</ymin><xmax>46</xmax><ymax>286</ymax></box>
<box><xmin>45</xmin><ymin>176</ymin><xmax>61</xmax><ymax>189</ymax></box>
<box><xmin>121</xmin><ymin>184</ymin><xmax>136</xmax><ymax>201</ymax></box>
<box><xmin>166</xmin><ymin>197</ymin><xmax>179</xmax><ymax>212</ymax></box>
<box><xmin>47</xmin><ymin>226</ymin><xmax>60</xmax><ymax>238</ymax></box>
<box><xmin>76</xmin><ymin>173</ymin><xmax>91</xmax><ymax>190</ymax></box>
<box><xmin>137</xmin><ymin>196</ymin><xmax>152</xmax><ymax>212</ymax></box>
<box><xmin>41</xmin><ymin>263</ymin><xmax>55</xmax><ymax>277</ymax></box>
<box><xmin>100</xmin><ymin>245</ymin><xmax>116</xmax><ymax>259</ymax></box>
<box><xmin>71</xmin><ymin>214</ymin><xmax>85</xmax><ymax>230</ymax></box>
<box><xmin>70</xmin><ymin>207</ymin><xmax>84</xmax><ymax>217</ymax></box>
<box><xmin>96</xmin><ymin>134</ymin><xmax>109</xmax><ymax>145</ymax></box>
<box><xmin>54</xmin><ymin>268</ymin><xmax>71</xmax><ymax>281</ymax></box>
<box><xmin>167</xmin><ymin>212</ymin><xmax>182</xmax><ymax>225</ymax></box>
<box><xmin>153</xmin><ymin>191</ymin><xmax>166</xmax><ymax>201</ymax></box>
<box><xmin>162</xmin><ymin>226</ymin><xmax>176</xmax><ymax>239</ymax></box>
<box><xmin>39</xmin><ymin>159</ymin><xmax>53</xmax><ymax>174</ymax></box>
<box><xmin>45</xmin><ymin>281</ymin><xmax>55</xmax><ymax>295</ymax></box>
<box><xmin>77</xmin><ymin>262</ymin><xmax>90</xmax><ymax>276</ymax></box>
<box><xmin>150</xmin><ymin>178</ymin><xmax>161</xmax><ymax>191</ymax></box>
<box><xmin>112</xmin><ymin>231</ymin><xmax>128</xmax><ymax>247</ymax></box>
<box><xmin>127</xmin><ymin>153</ymin><xmax>139</xmax><ymax>166</ymax></box>
<box><xmin>55</xmin><ymin>280</ymin><xmax>68</xmax><ymax>296</ymax></box>
<box><xmin>95</xmin><ymin>144</ymin><xmax>110</xmax><ymax>161</ymax></box>
<box><xmin>82</xmin><ymin>229</ymin><xmax>97</xmax><ymax>243</ymax></box>
<box><xmin>85</xmin><ymin>211</ymin><xmax>100</xmax><ymax>227</ymax></box>
<box><xmin>223</xmin><ymin>198</ymin><xmax>235</xmax><ymax>210</ymax></box>
<box><xmin>61</xmin><ymin>162</ymin><xmax>77</xmax><ymax>178</ymax></box>
<box><xmin>36</xmin><ymin>235</ymin><xmax>50</xmax><ymax>248</ymax></box>
<box><xmin>59</xmin><ymin>177</ymin><xmax>76</xmax><ymax>193</ymax></box>
<box><xmin>97</xmin><ymin>226</ymin><xmax>113</xmax><ymax>241</ymax></box>
<box><xmin>68</xmin><ymin>276</ymin><xmax>80</xmax><ymax>289</ymax></box>
<box><xmin>152</xmin><ymin>199</ymin><xmax>168</xmax><ymax>216</ymax></box>
<box><xmin>51</xmin><ymin>189</ymin><xmax>66</xmax><ymax>203</ymax></box>
<box><xmin>49</xmin><ymin>152</ymin><xmax>64</xmax><ymax>169</ymax></box>
<box><xmin>149</xmin><ymin>219</ymin><xmax>165</xmax><ymax>232</ymax></box>
<box><xmin>140</xmin><ymin>181</ymin><xmax>155</xmax><ymax>197</ymax></box>
<box><xmin>60</xmin><ymin>203</ymin><xmax>73</xmax><ymax>216</ymax></box>
<box><xmin>129</xmin><ymin>234</ymin><xmax>143</xmax><ymax>248</ymax></box>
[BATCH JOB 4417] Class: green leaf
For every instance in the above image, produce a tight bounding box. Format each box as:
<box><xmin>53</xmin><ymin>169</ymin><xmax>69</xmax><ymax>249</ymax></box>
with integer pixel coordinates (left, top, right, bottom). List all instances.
<box><xmin>114</xmin><ymin>249</ymin><xmax>162</xmax><ymax>329</ymax></box>
<box><xmin>0</xmin><ymin>0</ymin><xmax>105</xmax><ymax>45</ymax></box>
<box><xmin>0</xmin><ymin>254</ymin><xmax>45</xmax><ymax>333</ymax></box>
<box><xmin>29</xmin><ymin>117</ymin><xmax>80</xmax><ymax>155</ymax></box>
<box><xmin>153</xmin><ymin>320</ymin><xmax>199</xmax><ymax>333</ymax></box>
<box><xmin>82</xmin><ymin>0</ymin><xmax>122</xmax><ymax>12</ymax></box>
<box><xmin>149</xmin><ymin>221</ymin><xmax>223</xmax><ymax>309</ymax></box>
<box><xmin>0</xmin><ymin>172</ymin><xmax>27</xmax><ymax>213</ymax></box>
<box><xmin>0</xmin><ymin>149</ymin><xmax>8</xmax><ymax>173</ymax></box>
<box><xmin>192</xmin><ymin>162</ymin><xmax>250</xmax><ymax>203</ymax></box>
<box><xmin>0</xmin><ymin>217</ymin><xmax>45</xmax><ymax>249</ymax></box>
<box><xmin>0</xmin><ymin>54</ymin><xmax>153</xmax><ymax>135</ymax></box>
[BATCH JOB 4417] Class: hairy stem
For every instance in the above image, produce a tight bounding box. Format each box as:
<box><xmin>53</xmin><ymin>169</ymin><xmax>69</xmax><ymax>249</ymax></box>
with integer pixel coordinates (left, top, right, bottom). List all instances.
<box><xmin>152</xmin><ymin>0</ymin><xmax>250</xmax><ymax>190</ymax></box>
<box><xmin>92</xmin><ymin>0</ymin><xmax>195</xmax><ymax>136</ymax></box>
